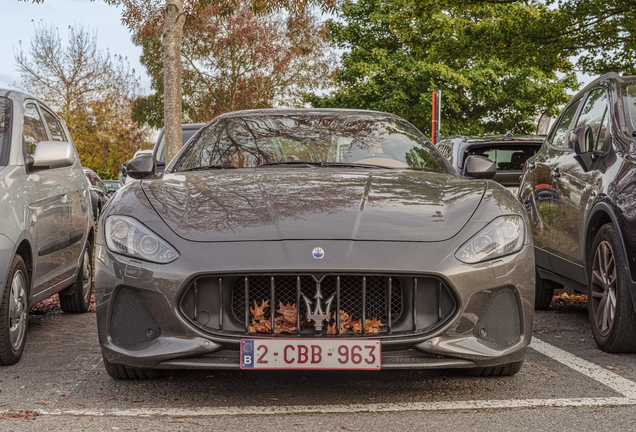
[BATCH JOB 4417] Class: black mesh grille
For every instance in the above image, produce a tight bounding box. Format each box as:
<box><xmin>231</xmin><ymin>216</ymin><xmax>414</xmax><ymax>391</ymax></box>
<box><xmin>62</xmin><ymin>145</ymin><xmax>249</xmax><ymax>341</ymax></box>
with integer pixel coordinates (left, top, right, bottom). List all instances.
<box><xmin>231</xmin><ymin>275</ymin><xmax>403</xmax><ymax>332</ymax></box>
<box><xmin>473</xmin><ymin>288</ymin><xmax>521</xmax><ymax>347</ymax></box>
<box><xmin>110</xmin><ymin>288</ymin><xmax>161</xmax><ymax>349</ymax></box>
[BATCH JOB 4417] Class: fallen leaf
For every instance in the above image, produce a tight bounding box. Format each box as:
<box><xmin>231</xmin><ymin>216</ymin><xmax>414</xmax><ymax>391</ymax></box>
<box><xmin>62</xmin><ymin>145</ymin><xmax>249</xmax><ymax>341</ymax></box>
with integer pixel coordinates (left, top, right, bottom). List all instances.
<box><xmin>40</xmin><ymin>401</ymin><xmax>54</xmax><ymax>405</ymax></box>
<box><xmin>105</xmin><ymin>398</ymin><xmax>116</xmax><ymax>401</ymax></box>
<box><xmin>132</xmin><ymin>399</ymin><xmax>144</xmax><ymax>403</ymax></box>
<box><xmin>606</xmin><ymin>365</ymin><xmax>618</xmax><ymax>370</ymax></box>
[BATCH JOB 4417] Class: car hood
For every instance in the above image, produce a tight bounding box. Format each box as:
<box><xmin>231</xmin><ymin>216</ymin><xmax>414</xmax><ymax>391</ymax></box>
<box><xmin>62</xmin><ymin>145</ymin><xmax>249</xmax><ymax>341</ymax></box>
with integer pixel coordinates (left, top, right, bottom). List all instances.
<box><xmin>142</xmin><ymin>169</ymin><xmax>486</xmax><ymax>242</ymax></box>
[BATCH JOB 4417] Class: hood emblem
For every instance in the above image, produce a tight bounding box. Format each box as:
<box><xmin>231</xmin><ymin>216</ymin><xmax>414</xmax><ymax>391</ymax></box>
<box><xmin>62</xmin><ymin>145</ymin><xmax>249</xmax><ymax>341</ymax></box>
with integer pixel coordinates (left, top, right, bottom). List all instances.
<box><xmin>312</xmin><ymin>247</ymin><xmax>325</xmax><ymax>259</ymax></box>
<box><xmin>302</xmin><ymin>283</ymin><xmax>334</xmax><ymax>332</ymax></box>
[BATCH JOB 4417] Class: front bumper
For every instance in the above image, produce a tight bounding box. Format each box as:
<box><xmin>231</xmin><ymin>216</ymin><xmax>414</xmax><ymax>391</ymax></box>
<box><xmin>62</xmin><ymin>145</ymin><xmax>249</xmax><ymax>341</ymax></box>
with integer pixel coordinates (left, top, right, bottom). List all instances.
<box><xmin>95</xmin><ymin>238</ymin><xmax>534</xmax><ymax>371</ymax></box>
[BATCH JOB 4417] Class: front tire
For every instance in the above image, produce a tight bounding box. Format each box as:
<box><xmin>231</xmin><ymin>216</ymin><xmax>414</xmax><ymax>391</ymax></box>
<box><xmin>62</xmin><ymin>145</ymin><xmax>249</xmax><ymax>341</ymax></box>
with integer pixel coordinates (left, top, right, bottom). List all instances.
<box><xmin>60</xmin><ymin>242</ymin><xmax>92</xmax><ymax>314</ymax></box>
<box><xmin>588</xmin><ymin>224</ymin><xmax>636</xmax><ymax>353</ymax></box>
<box><xmin>535</xmin><ymin>269</ymin><xmax>557</xmax><ymax>310</ymax></box>
<box><xmin>0</xmin><ymin>255</ymin><xmax>29</xmax><ymax>365</ymax></box>
<box><xmin>102</xmin><ymin>355</ymin><xmax>163</xmax><ymax>380</ymax></box>
<box><xmin>462</xmin><ymin>360</ymin><xmax>524</xmax><ymax>377</ymax></box>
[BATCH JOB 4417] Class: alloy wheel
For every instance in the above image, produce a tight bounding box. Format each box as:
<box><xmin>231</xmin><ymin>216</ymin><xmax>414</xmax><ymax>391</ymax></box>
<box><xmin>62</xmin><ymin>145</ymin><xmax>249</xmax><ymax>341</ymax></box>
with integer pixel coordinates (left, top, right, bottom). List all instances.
<box><xmin>9</xmin><ymin>269</ymin><xmax>27</xmax><ymax>351</ymax></box>
<box><xmin>82</xmin><ymin>247</ymin><xmax>92</xmax><ymax>305</ymax></box>
<box><xmin>590</xmin><ymin>240</ymin><xmax>617</xmax><ymax>337</ymax></box>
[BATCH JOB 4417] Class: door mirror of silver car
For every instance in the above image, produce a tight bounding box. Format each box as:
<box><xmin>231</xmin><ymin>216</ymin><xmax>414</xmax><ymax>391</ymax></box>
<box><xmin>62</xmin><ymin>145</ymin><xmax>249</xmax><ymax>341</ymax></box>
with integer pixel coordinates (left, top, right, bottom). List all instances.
<box><xmin>464</xmin><ymin>155</ymin><xmax>496</xmax><ymax>179</ymax></box>
<box><xmin>27</xmin><ymin>141</ymin><xmax>76</xmax><ymax>171</ymax></box>
<box><xmin>126</xmin><ymin>154</ymin><xmax>156</xmax><ymax>179</ymax></box>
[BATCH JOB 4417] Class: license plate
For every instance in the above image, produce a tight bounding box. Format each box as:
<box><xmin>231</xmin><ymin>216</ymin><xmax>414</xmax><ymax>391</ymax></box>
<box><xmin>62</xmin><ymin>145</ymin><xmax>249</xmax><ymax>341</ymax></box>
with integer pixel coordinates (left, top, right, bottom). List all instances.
<box><xmin>240</xmin><ymin>339</ymin><xmax>381</xmax><ymax>370</ymax></box>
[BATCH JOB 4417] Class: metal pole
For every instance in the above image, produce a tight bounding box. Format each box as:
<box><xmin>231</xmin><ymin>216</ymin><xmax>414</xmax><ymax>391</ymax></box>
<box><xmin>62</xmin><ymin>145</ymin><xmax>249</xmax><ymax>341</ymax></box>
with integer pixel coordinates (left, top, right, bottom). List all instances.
<box><xmin>436</xmin><ymin>91</ymin><xmax>442</xmax><ymax>143</ymax></box>
<box><xmin>431</xmin><ymin>91</ymin><xmax>438</xmax><ymax>145</ymax></box>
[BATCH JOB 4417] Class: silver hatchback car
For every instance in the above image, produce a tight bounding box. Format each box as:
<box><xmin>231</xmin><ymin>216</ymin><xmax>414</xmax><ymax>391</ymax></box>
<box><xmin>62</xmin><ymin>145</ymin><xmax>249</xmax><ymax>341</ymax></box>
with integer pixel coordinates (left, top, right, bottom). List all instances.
<box><xmin>0</xmin><ymin>89</ymin><xmax>94</xmax><ymax>365</ymax></box>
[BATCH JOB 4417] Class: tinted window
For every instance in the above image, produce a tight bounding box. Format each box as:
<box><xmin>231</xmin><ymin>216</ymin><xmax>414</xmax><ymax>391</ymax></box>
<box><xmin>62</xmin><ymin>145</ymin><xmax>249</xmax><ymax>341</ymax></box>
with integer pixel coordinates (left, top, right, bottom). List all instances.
<box><xmin>0</xmin><ymin>97</ymin><xmax>10</xmax><ymax>166</ymax></box>
<box><xmin>23</xmin><ymin>103</ymin><xmax>48</xmax><ymax>154</ymax></box>
<box><xmin>622</xmin><ymin>82</ymin><xmax>636</xmax><ymax>135</ymax></box>
<box><xmin>576</xmin><ymin>88</ymin><xmax>607</xmax><ymax>152</ymax></box>
<box><xmin>596</xmin><ymin>111</ymin><xmax>610</xmax><ymax>152</ymax></box>
<box><xmin>550</xmin><ymin>99</ymin><xmax>582</xmax><ymax>148</ymax></box>
<box><xmin>157</xmin><ymin>128</ymin><xmax>201</xmax><ymax>163</ymax></box>
<box><xmin>172</xmin><ymin>114</ymin><xmax>450</xmax><ymax>173</ymax></box>
<box><xmin>466</xmin><ymin>145</ymin><xmax>540</xmax><ymax>171</ymax></box>
<box><xmin>41</xmin><ymin>109</ymin><xmax>66</xmax><ymax>142</ymax></box>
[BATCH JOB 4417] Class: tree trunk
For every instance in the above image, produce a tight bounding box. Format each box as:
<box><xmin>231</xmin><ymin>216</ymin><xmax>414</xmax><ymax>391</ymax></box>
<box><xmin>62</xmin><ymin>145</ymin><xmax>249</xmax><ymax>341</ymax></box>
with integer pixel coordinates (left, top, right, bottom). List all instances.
<box><xmin>162</xmin><ymin>0</ymin><xmax>185</xmax><ymax>165</ymax></box>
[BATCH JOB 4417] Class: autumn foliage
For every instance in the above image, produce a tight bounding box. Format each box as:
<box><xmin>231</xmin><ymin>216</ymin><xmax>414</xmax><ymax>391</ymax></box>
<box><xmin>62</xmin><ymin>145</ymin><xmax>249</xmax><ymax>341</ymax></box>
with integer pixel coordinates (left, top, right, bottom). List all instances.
<box><xmin>249</xmin><ymin>300</ymin><xmax>383</xmax><ymax>335</ymax></box>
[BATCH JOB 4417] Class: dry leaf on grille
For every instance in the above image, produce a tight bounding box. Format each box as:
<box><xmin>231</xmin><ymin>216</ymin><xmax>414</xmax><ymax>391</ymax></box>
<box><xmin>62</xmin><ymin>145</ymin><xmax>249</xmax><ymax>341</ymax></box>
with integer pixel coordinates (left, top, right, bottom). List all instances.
<box><xmin>249</xmin><ymin>320</ymin><xmax>271</xmax><ymax>333</ymax></box>
<box><xmin>327</xmin><ymin>309</ymin><xmax>353</xmax><ymax>334</ymax></box>
<box><xmin>348</xmin><ymin>319</ymin><xmax>363</xmax><ymax>334</ymax></box>
<box><xmin>365</xmin><ymin>318</ymin><xmax>384</xmax><ymax>334</ymax></box>
<box><xmin>250</xmin><ymin>299</ymin><xmax>269</xmax><ymax>321</ymax></box>
<box><xmin>276</xmin><ymin>302</ymin><xmax>297</xmax><ymax>325</ymax></box>
<box><xmin>274</xmin><ymin>302</ymin><xmax>298</xmax><ymax>334</ymax></box>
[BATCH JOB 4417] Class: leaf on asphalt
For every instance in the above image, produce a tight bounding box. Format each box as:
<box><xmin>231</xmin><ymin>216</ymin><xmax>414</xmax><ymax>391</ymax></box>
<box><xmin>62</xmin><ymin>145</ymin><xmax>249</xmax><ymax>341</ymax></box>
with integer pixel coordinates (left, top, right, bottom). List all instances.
<box><xmin>105</xmin><ymin>398</ymin><xmax>116</xmax><ymax>401</ymax></box>
<box><xmin>606</xmin><ymin>365</ymin><xmax>618</xmax><ymax>370</ymax></box>
<box><xmin>132</xmin><ymin>399</ymin><xmax>144</xmax><ymax>403</ymax></box>
<box><xmin>39</xmin><ymin>401</ymin><xmax>54</xmax><ymax>405</ymax></box>
<box><xmin>0</xmin><ymin>410</ymin><xmax>38</xmax><ymax>420</ymax></box>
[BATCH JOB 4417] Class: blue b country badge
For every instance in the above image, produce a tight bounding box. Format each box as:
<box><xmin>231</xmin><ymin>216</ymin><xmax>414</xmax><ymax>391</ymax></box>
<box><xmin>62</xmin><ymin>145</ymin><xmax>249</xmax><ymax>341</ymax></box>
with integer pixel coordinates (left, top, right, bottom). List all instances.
<box><xmin>241</xmin><ymin>339</ymin><xmax>255</xmax><ymax>369</ymax></box>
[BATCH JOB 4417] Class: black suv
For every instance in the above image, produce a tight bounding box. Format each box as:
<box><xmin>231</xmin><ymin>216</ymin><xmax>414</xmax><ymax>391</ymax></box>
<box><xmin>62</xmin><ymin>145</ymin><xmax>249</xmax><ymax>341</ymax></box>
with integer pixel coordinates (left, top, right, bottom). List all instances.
<box><xmin>519</xmin><ymin>72</ymin><xmax>636</xmax><ymax>352</ymax></box>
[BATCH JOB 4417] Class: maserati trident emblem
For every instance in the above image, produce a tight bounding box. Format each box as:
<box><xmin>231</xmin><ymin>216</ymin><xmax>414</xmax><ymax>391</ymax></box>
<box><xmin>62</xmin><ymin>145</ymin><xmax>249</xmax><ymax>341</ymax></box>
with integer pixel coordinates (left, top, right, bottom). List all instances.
<box><xmin>312</xmin><ymin>247</ymin><xmax>325</xmax><ymax>259</ymax></box>
<box><xmin>302</xmin><ymin>283</ymin><xmax>334</xmax><ymax>332</ymax></box>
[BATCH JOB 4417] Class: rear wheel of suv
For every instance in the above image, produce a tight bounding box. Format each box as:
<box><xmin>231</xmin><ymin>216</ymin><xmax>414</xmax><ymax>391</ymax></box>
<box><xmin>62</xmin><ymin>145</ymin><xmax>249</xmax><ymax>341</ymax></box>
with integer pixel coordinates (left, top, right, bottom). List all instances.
<box><xmin>102</xmin><ymin>355</ymin><xmax>163</xmax><ymax>379</ymax></box>
<box><xmin>535</xmin><ymin>269</ymin><xmax>557</xmax><ymax>310</ymax></box>
<box><xmin>0</xmin><ymin>255</ymin><xmax>29</xmax><ymax>365</ymax></box>
<box><xmin>60</xmin><ymin>242</ymin><xmax>92</xmax><ymax>314</ymax></box>
<box><xmin>588</xmin><ymin>224</ymin><xmax>636</xmax><ymax>353</ymax></box>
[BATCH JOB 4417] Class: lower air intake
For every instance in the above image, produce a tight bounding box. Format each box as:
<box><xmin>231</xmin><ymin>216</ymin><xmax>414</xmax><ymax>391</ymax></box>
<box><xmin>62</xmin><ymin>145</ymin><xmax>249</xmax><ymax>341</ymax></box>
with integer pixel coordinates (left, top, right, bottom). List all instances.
<box><xmin>473</xmin><ymin>287</ymin><xmax>521</xmax><ymax>347</ymax></box>
<box><xmin>110</xmin><ymin>288</ymin><xmax>161</xmax><ymax>349</ymax></box>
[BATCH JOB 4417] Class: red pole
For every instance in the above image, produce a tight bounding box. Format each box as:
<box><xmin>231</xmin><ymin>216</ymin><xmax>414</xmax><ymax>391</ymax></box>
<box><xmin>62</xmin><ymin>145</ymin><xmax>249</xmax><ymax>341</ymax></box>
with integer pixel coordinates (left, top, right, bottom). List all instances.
<box><xmin>432</xmin><ymin>91</ymin><xmax>438</xmax><ymax>145</ymax></box>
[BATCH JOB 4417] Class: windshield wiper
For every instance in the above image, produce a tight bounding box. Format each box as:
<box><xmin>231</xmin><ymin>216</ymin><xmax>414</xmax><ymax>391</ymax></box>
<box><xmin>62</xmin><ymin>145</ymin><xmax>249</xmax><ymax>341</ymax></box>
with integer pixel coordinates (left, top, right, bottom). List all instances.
<box><xmin>256</xmin><ymin>161</ymin><xmax>392</xmax><ymax>169</ymax></box>
<box><xmin>183</xmin><ymin>164</ymin><xmax>238</xmax><ymax>171</ymax></box>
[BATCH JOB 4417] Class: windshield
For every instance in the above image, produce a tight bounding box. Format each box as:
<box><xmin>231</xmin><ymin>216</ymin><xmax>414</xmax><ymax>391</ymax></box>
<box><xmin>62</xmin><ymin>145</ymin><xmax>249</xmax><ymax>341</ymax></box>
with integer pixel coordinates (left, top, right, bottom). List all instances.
<box><xmin>0</xmin><ymin>97</ymin><xmax>10</xmax><ymax>166</ymax></box>
<box><xmin>171</xmin><ymin>113</ymin><xmax>450</xmax><ymax>173</ymax></box>
<box><xmin>623</xmin><ymin>82</ymin><xmax>636</xmax><ymax>133</ymax></box>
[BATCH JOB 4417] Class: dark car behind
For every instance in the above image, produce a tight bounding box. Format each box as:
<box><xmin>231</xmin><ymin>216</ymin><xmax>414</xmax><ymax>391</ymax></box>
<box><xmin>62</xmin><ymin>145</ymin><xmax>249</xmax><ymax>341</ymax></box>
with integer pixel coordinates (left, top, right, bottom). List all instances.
<box><xmin>437</xmin><ymin>135</ymin><xmax>543</xmax><ymax>195</ymax></box>
<box><xmin>152</xmin><ymin>123</ymin><xmax>205</xmax><ymax>175</ymax></box>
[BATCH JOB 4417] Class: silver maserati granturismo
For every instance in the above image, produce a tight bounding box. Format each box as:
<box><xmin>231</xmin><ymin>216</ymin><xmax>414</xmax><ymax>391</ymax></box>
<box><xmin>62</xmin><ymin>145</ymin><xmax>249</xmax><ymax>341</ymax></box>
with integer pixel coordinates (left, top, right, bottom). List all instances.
<box><xmin>95</xmin><ymin>109</ymin><xmax>534</xmax><ymax>379</ymax></box>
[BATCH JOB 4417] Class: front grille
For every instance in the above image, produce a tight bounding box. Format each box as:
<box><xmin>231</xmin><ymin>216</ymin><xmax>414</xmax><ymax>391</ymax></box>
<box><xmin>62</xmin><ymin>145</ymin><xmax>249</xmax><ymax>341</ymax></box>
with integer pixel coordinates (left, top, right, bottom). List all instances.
<box><xmin>180</xmin><ymin>273</ymin><xmax>456</xmax><ymax>338</ymax></box>
<box><xmin>231</xmin><ymin>275</ymin><xmax>403</xmax><ymax>335</ymax></box>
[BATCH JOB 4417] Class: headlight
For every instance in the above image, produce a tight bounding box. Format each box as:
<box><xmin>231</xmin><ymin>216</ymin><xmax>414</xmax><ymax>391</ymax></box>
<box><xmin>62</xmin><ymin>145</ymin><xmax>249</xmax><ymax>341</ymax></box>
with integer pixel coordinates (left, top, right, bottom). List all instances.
<box><xmin>105</xmin><ymin>215</ymin><xmax>179</xmax><ymax>263</ymax></box>
<box><xmin>455</xmin><ymin>215</ymin><xmax>525</xmax><ymax>264</ymax></box>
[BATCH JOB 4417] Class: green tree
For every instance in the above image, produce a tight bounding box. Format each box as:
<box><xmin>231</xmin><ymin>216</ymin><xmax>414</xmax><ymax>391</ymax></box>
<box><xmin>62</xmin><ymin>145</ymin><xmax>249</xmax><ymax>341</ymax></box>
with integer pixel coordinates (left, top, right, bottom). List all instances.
<box><xmin>309</xmin><ymin>0</ymin><xmax>578</xmax><ymax>137</ymax></box>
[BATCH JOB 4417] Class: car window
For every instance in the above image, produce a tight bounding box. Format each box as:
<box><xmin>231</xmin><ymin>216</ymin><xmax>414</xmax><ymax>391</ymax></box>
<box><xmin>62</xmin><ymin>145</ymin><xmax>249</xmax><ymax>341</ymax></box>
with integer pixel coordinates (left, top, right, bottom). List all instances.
<box><xmin>466</xmin><ymin>145</ymin><xmax>540</xmax><ymax>171</ymax></box>
<box><xmin>576</xmin><ymin>88</ymin><xmax>608</xmax><ymax>152</ymax></box>
<box><xmin>595</xmin><ymin>111</ymin><xmax>610</xmax><ymax>152</ymax></box>
<box><xmin>41</xmin><ymin>109</ymin><xmax>67</xmax><ymax>142</ymax></box>
<box><xmin>437</xmin><ymin>143</ymin><xmax>452</xmax><ymax>161</ymax></box>
<box><xmin>550</xmin><ymin>98</ymin><xmax>582</xmax><ymax>149</ymax></box>
<box><xmin>0</xmin><ymin>97</ymin><xmax>10</xmax><ymax>166</ymax></box>
<box><xmin>23</xmin><ymin>103</ymin><xmax>49</xmax><ymax>154</ymax></box>
<box><xmin>156</xmin><ymin>128</ymin><xmax>200</xmax><ymax>163</ymax></box>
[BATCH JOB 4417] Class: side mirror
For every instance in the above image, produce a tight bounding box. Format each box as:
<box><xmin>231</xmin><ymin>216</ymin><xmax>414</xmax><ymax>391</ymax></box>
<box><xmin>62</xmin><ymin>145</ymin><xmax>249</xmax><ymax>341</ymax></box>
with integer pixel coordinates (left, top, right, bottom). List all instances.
<box><xmin>126</xmin><ymin>154</ymin><xmax>156</xmax><ymax>179</ymax></box>
<box><xmin>569</xmin><ymin>125</ymin><xmax>594</xmax><ymax>171</ymax></box>
<box><xmin>569</xmin><ymin>125</ymin><xmax>593</xmax><ymax>155</ymax></box>
<box><xmin>107</xmin><ymin>186</ymin><xmax>116</xmax><ymax>193</ymax></box>
<box><xmin>464</xmin><ymin>155</ymin><xmax>496</xmax><ymax>179</ymax></box>
<box><xmin>27</xmin><ymin>141</ymin><xmax>76</xmax><ymax>170</ymax></box>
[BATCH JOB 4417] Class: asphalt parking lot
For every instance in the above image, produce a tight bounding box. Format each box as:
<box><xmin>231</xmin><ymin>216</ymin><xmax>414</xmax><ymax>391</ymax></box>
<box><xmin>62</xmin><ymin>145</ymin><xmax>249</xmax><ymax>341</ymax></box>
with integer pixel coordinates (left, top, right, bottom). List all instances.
<box><xmin>1</xmin><ymin>293</ymin><xmax>636</xmax><ymax>431</ymax></box>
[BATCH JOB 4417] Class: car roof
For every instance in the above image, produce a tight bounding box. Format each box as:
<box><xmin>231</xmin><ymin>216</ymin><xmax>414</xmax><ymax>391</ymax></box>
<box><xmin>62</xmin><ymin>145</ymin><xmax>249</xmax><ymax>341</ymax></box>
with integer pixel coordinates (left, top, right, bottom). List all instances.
<box><xmin>441</xmin><ymin>135</ymin><xmax>544</xmax><ymax>145</ymax></box>
<box><xmin>216</xmin><ymin>107</ymin><xmax>405</xmax><ymax>121</ymax></box>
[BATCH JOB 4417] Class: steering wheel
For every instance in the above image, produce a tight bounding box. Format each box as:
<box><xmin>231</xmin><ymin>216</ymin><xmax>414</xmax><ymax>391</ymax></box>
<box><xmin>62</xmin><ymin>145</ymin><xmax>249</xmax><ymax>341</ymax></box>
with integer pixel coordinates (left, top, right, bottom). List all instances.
<box><xmin>352</xmin><ymin>153</ymin><xmax>394</xmax><ymax>162</ymax></box>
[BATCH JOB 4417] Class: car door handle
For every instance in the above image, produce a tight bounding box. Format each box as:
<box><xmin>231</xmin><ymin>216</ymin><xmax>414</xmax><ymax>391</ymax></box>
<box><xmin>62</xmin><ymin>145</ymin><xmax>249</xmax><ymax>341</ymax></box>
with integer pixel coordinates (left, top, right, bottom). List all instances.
<box><xmin>551</xmin><ymin>168</ymin><xmax>561</xmax><ymax>179</ymax></box>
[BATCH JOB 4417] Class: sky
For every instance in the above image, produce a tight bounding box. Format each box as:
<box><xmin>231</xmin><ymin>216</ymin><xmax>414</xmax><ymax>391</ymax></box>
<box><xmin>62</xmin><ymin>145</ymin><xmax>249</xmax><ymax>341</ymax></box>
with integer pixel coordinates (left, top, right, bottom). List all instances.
<box><xmin>0</xmin><ymin>0</ymin><xmax>150</xmax><ymax>90</ymax></box>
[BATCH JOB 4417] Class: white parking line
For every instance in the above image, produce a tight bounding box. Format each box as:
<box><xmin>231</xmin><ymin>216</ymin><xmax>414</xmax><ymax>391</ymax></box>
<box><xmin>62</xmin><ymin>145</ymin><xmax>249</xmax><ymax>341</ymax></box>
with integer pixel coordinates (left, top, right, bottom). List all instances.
<box><xmin>530</xmin><ymin>338</ymin><xmax>636</xmax><ymax>398</ymax></box>
<box><xmin>33</xmin><ymin>338</ymin><xmax>636</xmax><ymax>418</ymax></box>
